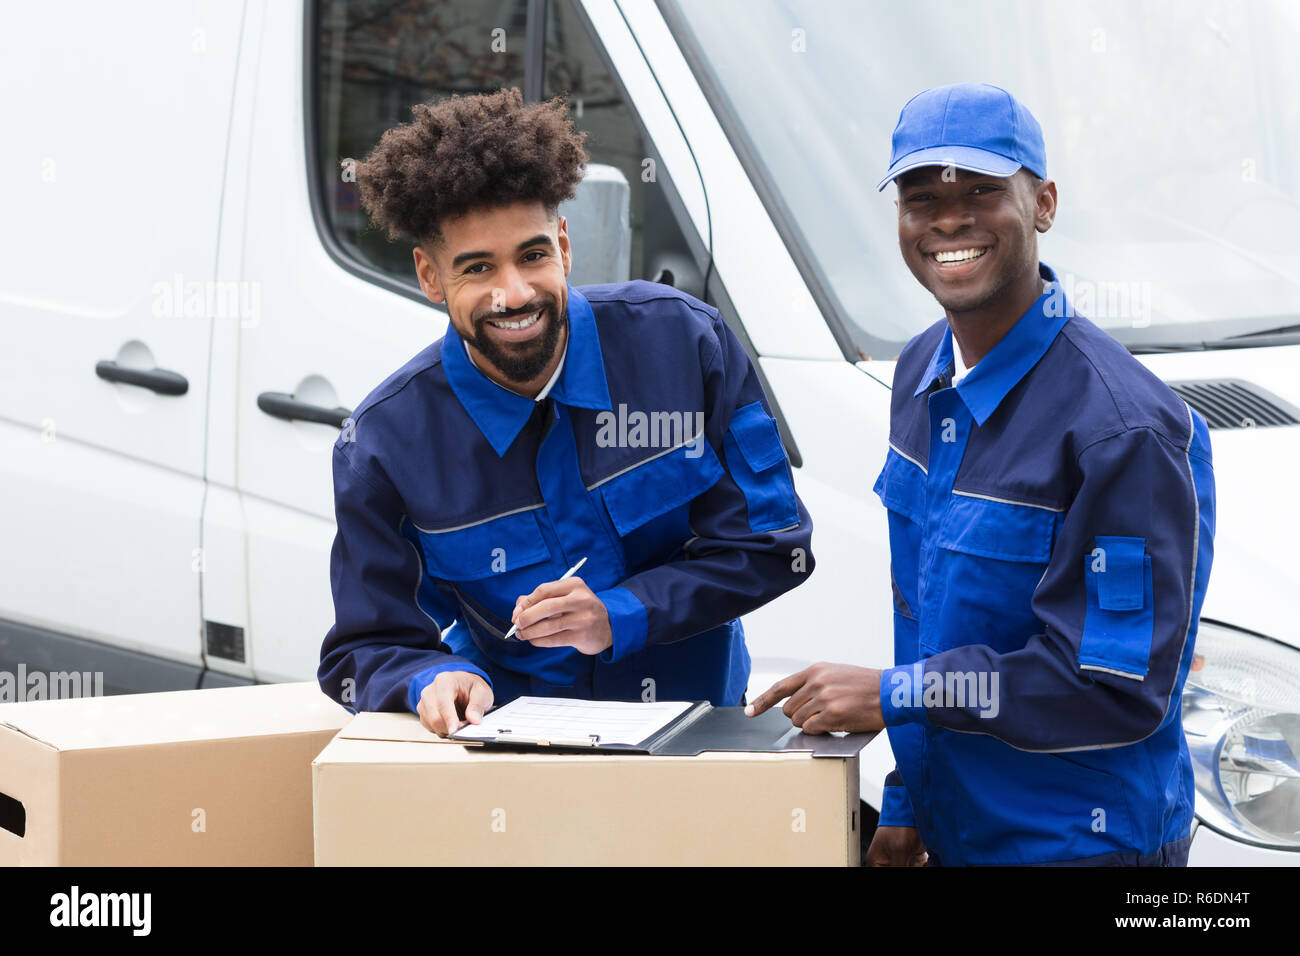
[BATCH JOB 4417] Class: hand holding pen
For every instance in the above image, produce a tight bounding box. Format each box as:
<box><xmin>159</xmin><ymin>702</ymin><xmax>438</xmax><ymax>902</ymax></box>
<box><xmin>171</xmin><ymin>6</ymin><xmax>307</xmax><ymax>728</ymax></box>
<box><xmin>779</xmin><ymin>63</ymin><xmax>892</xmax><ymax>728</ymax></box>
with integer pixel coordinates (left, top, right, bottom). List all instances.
<box><xmin>508</xmin><ymin>556</ymin><xmax>614</xmax><ymax>655</ymax></box>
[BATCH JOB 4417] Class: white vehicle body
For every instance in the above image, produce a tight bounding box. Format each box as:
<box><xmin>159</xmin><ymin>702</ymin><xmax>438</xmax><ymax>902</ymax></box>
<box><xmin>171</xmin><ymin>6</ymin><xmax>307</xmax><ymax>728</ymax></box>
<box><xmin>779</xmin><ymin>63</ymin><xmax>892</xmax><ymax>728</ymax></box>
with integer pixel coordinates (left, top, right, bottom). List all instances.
<box><xmin>1</xmin><ymin>0</ymin><xmax>1296</xmax><ymax>863</ymax></box>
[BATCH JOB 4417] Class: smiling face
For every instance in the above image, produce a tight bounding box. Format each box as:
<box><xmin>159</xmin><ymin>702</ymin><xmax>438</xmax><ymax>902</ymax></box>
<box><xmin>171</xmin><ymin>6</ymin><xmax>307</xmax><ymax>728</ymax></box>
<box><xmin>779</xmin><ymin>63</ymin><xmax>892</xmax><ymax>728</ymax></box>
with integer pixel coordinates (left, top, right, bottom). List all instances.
<box><xmin>414</xmin><ymin>200</ymin><xmax>573</xmax><ymax>392</ymax></box>
<box><xmin>895</xmin><ymin>167</ymin><xmax>1056</xmax><ymax>316</ymax></box>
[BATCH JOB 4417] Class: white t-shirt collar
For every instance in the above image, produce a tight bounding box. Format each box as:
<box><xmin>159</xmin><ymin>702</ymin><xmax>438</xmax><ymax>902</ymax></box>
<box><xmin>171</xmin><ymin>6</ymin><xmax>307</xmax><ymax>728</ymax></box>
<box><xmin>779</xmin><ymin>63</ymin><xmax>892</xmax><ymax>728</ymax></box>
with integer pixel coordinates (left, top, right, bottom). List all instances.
<box><xmin>951</xmin><ymin>337</ymin><xmax>971</xmax><ymax>385</ymax></box>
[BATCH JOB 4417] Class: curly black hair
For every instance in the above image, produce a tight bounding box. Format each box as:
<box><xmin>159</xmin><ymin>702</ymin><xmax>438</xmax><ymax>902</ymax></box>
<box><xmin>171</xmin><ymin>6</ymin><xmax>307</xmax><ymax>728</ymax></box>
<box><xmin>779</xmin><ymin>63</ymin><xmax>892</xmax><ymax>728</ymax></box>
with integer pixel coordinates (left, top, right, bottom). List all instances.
<box><xmin>353</xmin><ymin>88</ymin><xmax>589</xmax><ymax>248</ymax></box>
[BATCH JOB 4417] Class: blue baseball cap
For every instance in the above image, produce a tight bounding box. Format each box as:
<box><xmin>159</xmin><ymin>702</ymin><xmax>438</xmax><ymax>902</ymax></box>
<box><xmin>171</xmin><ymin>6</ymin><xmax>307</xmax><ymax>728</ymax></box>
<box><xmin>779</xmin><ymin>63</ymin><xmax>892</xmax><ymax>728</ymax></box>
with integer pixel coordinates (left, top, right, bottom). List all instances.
<box><xmin>876</xmin><ymin>82</ymin><xmax>1046</xmax><ymax>192</ymax></box>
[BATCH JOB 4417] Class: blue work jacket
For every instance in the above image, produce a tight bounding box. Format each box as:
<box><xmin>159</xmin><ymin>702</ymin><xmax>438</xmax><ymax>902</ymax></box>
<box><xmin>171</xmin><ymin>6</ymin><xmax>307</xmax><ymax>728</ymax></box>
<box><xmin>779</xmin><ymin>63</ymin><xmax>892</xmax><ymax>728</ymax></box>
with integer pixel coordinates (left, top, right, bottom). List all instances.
<box><xmin>318</xmin><ymin>281</ymin><xmax>813</xmax><ymax>715</ymax></box>
<box><xmin>875</xmin><ymin>263</ymin><xmax>1215</xmax><ymax>866</ymax></box>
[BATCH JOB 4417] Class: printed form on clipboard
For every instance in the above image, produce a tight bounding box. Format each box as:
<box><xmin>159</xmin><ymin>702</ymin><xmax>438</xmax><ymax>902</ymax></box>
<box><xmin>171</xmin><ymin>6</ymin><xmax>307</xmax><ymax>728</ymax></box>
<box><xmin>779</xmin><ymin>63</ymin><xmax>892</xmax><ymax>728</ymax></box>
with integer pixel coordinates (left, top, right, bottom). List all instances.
<box><xmin>450</xmin><ymin>697</ymin><xmax>696</xmax><ymax>751</ymax></box>
<box><xmin>447</xmin><ymin>696</ymin><xmax>878</xmax><ymax>757</ymax></box>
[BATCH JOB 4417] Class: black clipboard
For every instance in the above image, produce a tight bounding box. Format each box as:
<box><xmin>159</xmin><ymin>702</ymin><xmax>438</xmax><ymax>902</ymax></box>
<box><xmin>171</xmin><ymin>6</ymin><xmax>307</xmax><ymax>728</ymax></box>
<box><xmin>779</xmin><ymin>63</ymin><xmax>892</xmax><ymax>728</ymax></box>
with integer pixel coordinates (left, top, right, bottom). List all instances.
<box><xmin>450</xmin><ymin>700</ymin><xmax>874</xmax><ymax>758</ymax></box>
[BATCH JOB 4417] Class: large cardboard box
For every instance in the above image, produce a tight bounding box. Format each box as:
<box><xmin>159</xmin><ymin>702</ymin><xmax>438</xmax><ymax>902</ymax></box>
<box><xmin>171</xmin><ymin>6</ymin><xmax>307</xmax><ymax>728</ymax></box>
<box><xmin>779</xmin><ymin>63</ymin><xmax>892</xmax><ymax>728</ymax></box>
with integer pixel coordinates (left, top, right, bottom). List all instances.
<box><xmin>0</xmin><ymin>681</ymin><xmax>350</xmax><ymax>865</ymax></box>
<box><xmin>313</xmin><ymin>711</ymin><xmax>862</xmax><ymax>866</ymax></box>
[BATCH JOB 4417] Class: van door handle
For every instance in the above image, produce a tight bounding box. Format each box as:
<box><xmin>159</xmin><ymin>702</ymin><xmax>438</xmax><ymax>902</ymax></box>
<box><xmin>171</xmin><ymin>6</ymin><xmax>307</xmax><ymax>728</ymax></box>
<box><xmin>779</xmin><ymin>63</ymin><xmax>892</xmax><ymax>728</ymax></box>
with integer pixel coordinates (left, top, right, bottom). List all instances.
<box><xmin>95</xmin><ymin>360</ymin><xmax>189</xmax><ymax>396</ymax></box>
<box><xmin>256</xmin><ymin>391</ymin><xmax>352</xmax><ymax>428</ymax></box>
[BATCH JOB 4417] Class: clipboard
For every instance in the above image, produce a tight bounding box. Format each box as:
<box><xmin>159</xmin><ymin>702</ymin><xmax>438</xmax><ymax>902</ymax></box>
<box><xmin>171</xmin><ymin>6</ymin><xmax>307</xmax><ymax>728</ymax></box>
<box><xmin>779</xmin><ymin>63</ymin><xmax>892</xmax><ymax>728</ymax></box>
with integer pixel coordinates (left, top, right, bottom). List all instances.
<box><xmin>448</xmin><ymin>697</ymin><xmax>874</xmax><ymax>758</ymax></box>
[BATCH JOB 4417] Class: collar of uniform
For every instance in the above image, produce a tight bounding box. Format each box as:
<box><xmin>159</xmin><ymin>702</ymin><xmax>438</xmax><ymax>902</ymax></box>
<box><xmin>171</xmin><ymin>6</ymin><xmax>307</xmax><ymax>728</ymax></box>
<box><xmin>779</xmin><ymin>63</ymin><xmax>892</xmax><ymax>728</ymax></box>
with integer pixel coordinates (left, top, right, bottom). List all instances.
<box><xmin>545</xmin><ymin>285</ymin><xmax>612</xmax><ymax>412</ymax></box>
<box><xmin>912</xmin><ymin>262</ymin><xmax>1069</xmax><ymax>426</ymax></box>
<box><xmin>441</xmin><ymin>283</ymin><xmax>612</xmax><ymax>457</ymax></box>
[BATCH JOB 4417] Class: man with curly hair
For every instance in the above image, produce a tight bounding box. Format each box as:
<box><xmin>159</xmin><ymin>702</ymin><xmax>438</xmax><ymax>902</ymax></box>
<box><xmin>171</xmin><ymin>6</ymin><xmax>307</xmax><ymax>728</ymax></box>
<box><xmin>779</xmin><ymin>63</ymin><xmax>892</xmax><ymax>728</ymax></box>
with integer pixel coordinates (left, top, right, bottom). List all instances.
<box><xmin>319</xmin><ymin>89</ymin><xmax>814</xmax><ymax>736</ymax></box>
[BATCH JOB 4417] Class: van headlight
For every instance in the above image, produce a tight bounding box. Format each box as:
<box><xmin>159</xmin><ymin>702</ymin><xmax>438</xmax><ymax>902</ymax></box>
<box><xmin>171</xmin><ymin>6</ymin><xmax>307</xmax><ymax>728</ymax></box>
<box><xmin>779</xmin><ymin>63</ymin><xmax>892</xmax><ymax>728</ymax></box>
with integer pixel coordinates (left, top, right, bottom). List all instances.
<box><xmin>1182</xmin><ymin>621</ymin><xmax>1300</xmax><ymax>850</ymax></box>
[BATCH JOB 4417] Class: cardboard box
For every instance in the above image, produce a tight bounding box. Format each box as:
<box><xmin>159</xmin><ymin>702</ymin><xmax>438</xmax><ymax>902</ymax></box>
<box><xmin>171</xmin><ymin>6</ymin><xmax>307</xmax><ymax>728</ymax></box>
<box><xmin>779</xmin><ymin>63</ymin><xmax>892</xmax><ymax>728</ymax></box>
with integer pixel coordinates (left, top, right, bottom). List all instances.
<box><xmin>313</xmin><ymin>712</ymin><xmax>861</xmax><ymax>866</ymax></box>
<box><xmin>0</xmin><ymin>681</ymin><xmax>350</xmax><ymax>865</ymax></box>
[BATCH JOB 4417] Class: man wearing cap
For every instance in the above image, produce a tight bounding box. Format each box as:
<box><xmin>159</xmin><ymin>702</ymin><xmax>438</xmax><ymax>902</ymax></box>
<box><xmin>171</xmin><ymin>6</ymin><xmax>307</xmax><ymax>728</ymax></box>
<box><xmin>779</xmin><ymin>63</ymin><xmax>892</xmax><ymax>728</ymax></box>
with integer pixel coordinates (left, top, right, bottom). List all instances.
<box><xmin>748</xmin><ymin>83</ymin><xmax>1215</xmax><ymax>866</ymax></box>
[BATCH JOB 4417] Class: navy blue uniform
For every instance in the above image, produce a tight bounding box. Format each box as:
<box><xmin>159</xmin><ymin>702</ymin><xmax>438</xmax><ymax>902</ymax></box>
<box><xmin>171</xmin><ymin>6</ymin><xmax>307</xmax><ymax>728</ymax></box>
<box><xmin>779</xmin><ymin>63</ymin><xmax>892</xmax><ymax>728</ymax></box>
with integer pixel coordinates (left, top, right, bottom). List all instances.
<box><xmin>319</xmin><ymin>281</ymin><xmax>813</xmax><ymax>714</ymax></box>
<box><xmin>875</xmin><ymin>263</ymin><xmax>1215</xmax><ymax>865</ymax></box>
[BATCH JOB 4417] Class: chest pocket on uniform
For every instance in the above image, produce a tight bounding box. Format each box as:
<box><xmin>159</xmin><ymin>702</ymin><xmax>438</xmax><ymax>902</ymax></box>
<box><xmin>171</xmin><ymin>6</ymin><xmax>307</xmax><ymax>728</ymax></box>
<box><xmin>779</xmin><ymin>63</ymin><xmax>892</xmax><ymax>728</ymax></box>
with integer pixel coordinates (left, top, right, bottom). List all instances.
<box><xmin>413</xmin><ymin>506</ymin><xmax>558</xmax><ymax>645</ymax></box>
<box><xmin>875</xmin><ymin>447</ymin><xmax>926</xmax><ymax>525</ymax></box>
<box><xmin>875</xmin><ymin>450</ymin><xmax>927</xmax><ymax>633</ymax></box>
<box><xmin>925</xmin><ymin>493</ymin><xmax>1059</xmax><ymax>655</ymax></box>
<box><xmin>417</xmin><ymin>506</ymin><xmax>559</xmax><ymax>635</ymax></box>
<box><xmin>597</xmin><ymin>439</ymin><xmax>725</xmax><ymax>573</ymax></box>
<box><xmin>413</xmin><ymin>508</ymin><xmax>589</xmax><ymax>671</ymax></box>
<box><xmin>416</xmin><ymin>507</ymin><xmax>552</xmax><ymax>581</ymax></box>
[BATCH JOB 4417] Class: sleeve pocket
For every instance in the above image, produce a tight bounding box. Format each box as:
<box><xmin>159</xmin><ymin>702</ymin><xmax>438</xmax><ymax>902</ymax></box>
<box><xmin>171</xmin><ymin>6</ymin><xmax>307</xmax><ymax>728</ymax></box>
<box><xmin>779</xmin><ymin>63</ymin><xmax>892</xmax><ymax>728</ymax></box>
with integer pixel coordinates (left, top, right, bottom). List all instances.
<box><xmin>1079</xmin><ymin>535</ymin><xmax>1154</xmax><ymax>680</ymax></box>
<box><xmin>724</xmin><ymin>401</ymin><xmax>799</xmax><ymax>533</ymax></box>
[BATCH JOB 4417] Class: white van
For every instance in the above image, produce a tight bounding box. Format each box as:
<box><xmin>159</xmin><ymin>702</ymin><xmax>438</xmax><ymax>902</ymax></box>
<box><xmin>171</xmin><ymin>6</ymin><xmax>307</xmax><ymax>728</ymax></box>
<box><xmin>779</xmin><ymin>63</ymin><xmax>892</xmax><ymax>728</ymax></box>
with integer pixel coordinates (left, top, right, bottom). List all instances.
<box><xmin>2</xmin><ymin>0</ymin><xmax>1297</xmax><ymax>865</ymax></box>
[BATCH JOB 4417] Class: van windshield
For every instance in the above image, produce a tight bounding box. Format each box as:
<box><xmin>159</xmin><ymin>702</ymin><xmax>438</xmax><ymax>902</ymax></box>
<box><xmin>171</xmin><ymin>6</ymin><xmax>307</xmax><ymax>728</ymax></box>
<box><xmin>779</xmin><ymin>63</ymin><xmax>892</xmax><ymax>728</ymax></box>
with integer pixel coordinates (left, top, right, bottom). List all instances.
<box><xmin>662</xmin><ymin>0</ymin><xmax>1300</xmax><ymax>358</ymax></box>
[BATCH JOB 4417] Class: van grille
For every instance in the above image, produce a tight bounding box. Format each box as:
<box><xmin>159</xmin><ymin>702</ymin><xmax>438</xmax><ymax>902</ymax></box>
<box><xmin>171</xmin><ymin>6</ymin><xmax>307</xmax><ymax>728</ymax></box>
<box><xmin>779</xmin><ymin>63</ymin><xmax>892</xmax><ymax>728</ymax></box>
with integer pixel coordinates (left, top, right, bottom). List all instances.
<box><xmin>1165</xmin><ymin>379</ymin><xmax>1300</xmax><ymax>429</ymax></box>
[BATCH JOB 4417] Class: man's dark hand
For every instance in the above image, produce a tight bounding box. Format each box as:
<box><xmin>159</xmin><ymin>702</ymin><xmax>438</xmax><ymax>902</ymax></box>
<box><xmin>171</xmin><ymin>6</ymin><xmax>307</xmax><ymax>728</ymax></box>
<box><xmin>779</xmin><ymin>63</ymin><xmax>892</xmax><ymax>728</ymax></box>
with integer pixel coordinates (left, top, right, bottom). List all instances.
<box><xmin>866</xmin><ymin>826</ymin><xmax>929</xmax><ymax>866</ymax></box>
<box><xmin>744</xmin><ymin>662</ymin><xmax>884</xmax><ymax>734</ymax></box>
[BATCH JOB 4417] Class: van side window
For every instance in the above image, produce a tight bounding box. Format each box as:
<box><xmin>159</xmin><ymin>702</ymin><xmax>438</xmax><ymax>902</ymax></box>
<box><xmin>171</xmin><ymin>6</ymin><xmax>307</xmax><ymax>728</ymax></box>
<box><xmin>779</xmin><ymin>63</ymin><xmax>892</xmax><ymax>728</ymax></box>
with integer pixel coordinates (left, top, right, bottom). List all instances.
<box><xmin>542</xmin><ymin>0</ymin><xmax>699</xmax><ymax>295</ymax></box>
<box><xmin>313</xmin><ymin>0</ymin><xmax>531</xmax><ymax>283</ymax></box>
<box><xmin>312</xmin><ymin>0</ymin><xmax>702</xmax><ymax>299</ymax></box>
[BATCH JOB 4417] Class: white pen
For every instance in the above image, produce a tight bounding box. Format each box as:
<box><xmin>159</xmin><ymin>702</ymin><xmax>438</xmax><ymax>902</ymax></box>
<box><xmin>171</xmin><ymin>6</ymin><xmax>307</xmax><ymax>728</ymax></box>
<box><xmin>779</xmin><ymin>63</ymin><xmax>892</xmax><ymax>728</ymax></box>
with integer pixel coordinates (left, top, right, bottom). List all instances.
<box><xmin>504</xmin><ymin>555</ymin><xmax>588</xmax><ymax>640</ymax></box>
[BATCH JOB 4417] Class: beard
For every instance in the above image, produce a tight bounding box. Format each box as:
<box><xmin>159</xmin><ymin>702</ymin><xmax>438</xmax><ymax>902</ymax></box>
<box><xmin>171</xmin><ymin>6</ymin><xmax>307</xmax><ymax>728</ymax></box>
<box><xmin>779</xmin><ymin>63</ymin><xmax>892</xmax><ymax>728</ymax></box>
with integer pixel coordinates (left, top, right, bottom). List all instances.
<box><xmin>467</xmin><ymin>293</ymin><xmax>567</xmax><ymax>384</ymax></box>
